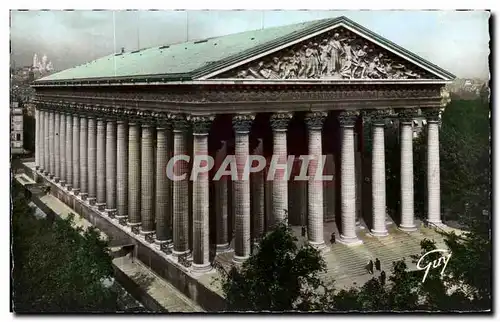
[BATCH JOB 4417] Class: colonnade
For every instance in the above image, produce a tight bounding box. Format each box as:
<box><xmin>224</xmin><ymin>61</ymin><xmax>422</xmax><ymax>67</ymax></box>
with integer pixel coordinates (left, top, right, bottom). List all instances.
<box><xmin>34</xmin><ymin>104</ymin><xmax>443</xmax><ymax>271</ymax></box>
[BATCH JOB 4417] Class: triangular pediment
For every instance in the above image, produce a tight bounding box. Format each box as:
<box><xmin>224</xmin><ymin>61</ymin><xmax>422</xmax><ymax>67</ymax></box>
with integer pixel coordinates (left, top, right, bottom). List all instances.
<box><xmin>203</xmin><ymin>19</ymin><xmax>454</xmax><ymax>81</ymax></box>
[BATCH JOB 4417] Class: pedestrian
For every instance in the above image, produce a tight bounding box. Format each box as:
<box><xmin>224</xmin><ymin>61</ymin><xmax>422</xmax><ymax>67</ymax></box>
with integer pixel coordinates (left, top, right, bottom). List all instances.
<box><xmin>330</xmin><ymin>232</ymin><xmax>336</xmax><ymax>244</ymax></box>
<box><xmin>375</xmin><ymin>258</ymin><xmax>381</xmax><ymax>271</ymax></box>
<box><xmin>368</xmin><ymin>260</ymin><xmax>374</xmax><ymax>274</ymax></box>
<box><xmin>301</xmin><ymin>226</ymin><xmax>306</xmax><ymax>237</ymax></box>
<box><xmin>380</xmin><ymin>270</ymin><xmax>386</xmax><ymax>285</ymax></box>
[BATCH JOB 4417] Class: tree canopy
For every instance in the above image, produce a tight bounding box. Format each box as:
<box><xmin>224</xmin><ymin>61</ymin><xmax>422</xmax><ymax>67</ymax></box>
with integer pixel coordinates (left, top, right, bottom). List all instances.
<box><xmin>12</xmin><ymin>184</ymin><xmax>119</xmax><ymax>312</ymax></box>
<box><xmin>214</xmin><ymin>222</ymin><xmax>334</xmax><ymax>312</ymax></box>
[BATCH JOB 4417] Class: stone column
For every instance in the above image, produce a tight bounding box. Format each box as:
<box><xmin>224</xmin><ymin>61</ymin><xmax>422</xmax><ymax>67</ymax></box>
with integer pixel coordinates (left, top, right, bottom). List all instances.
<box><xmin>87</xmin><ymin>115</ymin><xmax>97</xmax><ymax>205</ymax></box>
<box><xmin>38</xmin><ymin>109</ymin><xmax>45</xmax><ymax>172</ymax></box>
<box><xmin>251</xmin><ymin>138</ymin><xmax>265</xmax><ymax>246</ymax></box>
<box><xmin>232</xmin><ymin>114</ymin><xmax>254</xmax><ymax>263</ymax></box>
<box><xmin>338</xmin><ymin>111</ymin><xmax>362</xmax><ymax>245</ymax></box>
<box><xmin>370</xmin><ymin>111</ymin><xmax>389</xmax><ymax>237</ymax></box>
<box><xmin>425</xmin><ymin>108</ymin><xmax>443</xmax><ymax>225</ymax></box>
<box><xmin>43</xmin><ymin>110</ymin><xmax>50</xmax><ymax>175</ymax></box>
<box><xmin>77</xmin><ymin>114</ymin><xmax>88</xmax><ymax>199</ymax></box>
<box><xmin>116</xmin><ymin>119</ymin><xmax>129</xmax><ymax>221</ymax></box>
<box><xmin>96</xmin><ymin>118</ymin><xmax>107</xmax><ymax>209</ymax></box>
<box><xmin>127</xmin><ymin>119</ymin><xmax>141</xmax><ymax>227</ymax></box>
<box><xmin>190</xmin><ymin>116</ymin><xmax>214</xmax><ymax>272</ymax></box>
<box><xmin>54</xmin><ymin>111</ymin><xmax>60</xmax><ymax>182</ymax></box>
<box><xmin>65</xmin><ymin>113</ymin><xmax>73</xmax><ymax>190</ymax></box>
<box><xmin>48</xmin><ymin>110</ymin><xmax>55</xmax><ymax>178</ymax></box>
<box><xmin>59</xmin><ymin>110</ymin><xmax>66</xmax><ymax>186</ymax></box>
<box><xmin>172</xmin><ymin>114</ymin><xmax>190</xmax><ymax>256</ymax></box>
<box><xmin>72</xmin><ymin>114</ymin><xmax>80</xmax><ymax>195</ymax></box>
<box><xmin>106</xmin><ymin>118</ymin><xmax>117</xmax><ymax>216</ymax></box>
<box><xmin>215</xmin><ymin>140</ymin><xmax>230</xmax><ymax>252</ymax></box>
<box><xmin>35</xmin><ymin>108</ymin><xmax>40</xmax><ymax>170</ymax></box>
<box><xmin>399</xmin><ymin>109</ymin><xmax>417</xmax><ymax>231</ymax></box>
<box><xmin>270</xmin><ymin>112</ymin><xmax>292</xmax><ymax>225</ymax></box>
<box><xmin>305</xmin><ymin>112</ymin><xmax>327</xmax><ymax>248</ymax></box>
<box><xmin>155</xmin><ymin>114</ymin><xmax>172</xmax><ymax>244</ymax></box>
<box><xmin>140</xmin><ymin>121</ymin><xmax>155</xmax><ymax>233</ymax></box>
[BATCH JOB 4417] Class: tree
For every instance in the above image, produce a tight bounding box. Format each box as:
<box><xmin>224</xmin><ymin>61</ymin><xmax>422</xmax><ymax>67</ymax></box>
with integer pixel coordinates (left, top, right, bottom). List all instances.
<box><xmin>12</xmin><ymin>184</ymin><xmax>119</xmax><ymax>312</ymax></box>
<box><xmin>214</xmin><ymin>222</ymin><xmax>334</xmax><ymax>312</ymax></box>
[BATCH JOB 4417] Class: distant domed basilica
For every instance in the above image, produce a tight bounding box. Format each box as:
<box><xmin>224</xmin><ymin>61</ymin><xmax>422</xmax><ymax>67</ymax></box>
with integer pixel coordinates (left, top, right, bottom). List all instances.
<box><xmin>32</xmin><ymin>53</ymin><xmax>54</xmax><ymax>74</ymax></box>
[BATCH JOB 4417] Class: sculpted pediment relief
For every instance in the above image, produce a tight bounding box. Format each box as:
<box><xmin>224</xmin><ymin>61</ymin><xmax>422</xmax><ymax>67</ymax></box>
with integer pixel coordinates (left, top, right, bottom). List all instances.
<box><xmin>215</xmin><ymin>27</ymin><xmax>439</xmax><ymax>80</ymax></box>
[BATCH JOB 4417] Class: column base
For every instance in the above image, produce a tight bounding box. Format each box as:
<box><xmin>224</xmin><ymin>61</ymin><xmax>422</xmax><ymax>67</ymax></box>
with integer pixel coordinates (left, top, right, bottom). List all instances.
<box><xmin>48</xmin><ymin>174</ymin><xmax>54</xmax><ymax>179</ymax></box>
<box><xmin>72</xmin><ymin>188</ymin><xmax>80</xmax><ymax>196</ymax></box>
<box><xmin>232</xmin><ymin>254</ymin><xmax>249</xmax><ymax>264</ymax></box>
<box><xmin>43</xmin><ymin>170</ymin><xmax>49</xmax><ymax>176</ymax></box>
<box><xmin>115</xmin><ymin>214</ymin><xmax>127</xmax><ymax>221</ymax></box>
<box><xmin>154</xmin><ymin>238</ymin><xmax>170</xmax><ymax>245</ymax></box>
<box><xmin>426</xmin><ymin>220</ymin><xmax>444</xmax><ymax>228</ymax></box>
<box><xmin>140</xmin><ymin>230</ymin><xmax>155</xmax><ymax>243</ymax></box>
<box><xmin>66</xmin><ymin>184</ymin><xmax>72</xmax><ymax>191</ymax></box>
<box><xmin>80</xmin><ymin>193</ymin><xmax>88</xmax><ymax>201</ymax></box>
<box><xmin>309</xmin><ymin>240</ymin><xmax>327</xmax><ymax>250</ymax></box>
<box><xmin>191</xmin><ymin>262</ymin><xmax>212</xmax><ymax>274</ymax></box>
<box><xmin>95</xmin><ymin>203</ymin><xmax>106</xmax><ymax>211</ymax></box>
<box><xmin>117</xmin><ymin>217</ymin><xmax>128</xmax><ymax>226</ymax></box>
<box><xmin>216</xmin><ymin>243</ymin><xmax>231</xmax><ymax>253</ymax></box>
<box><xmin>370</xmin><ymin>229</ymin><xmax>389</xmax><ymax>237</ymax></box>
<box><xmin>87</xmin><ymin>197</ymin><xmax>96</xmax><ymax>206</ymax></box>
<box><xmin>105</xmin><ymin>208</ymin><xmax>117</xmax><ymax>218</ymax></box>
<box><xmin>127</xmin><ymin>222</ymin><xmax>141</xmax><ymax>234</ymax></box>
<box><xmin>339</xmin><ymin>234</ymin><xmax>363</xmax><ymax>246</ymax></box>
<box><xmin>172</xmin><ymin>249</ymin><xmax>190</xmax><ymax>257</ymax></box>
<box><xmin>399</xmin><ymin>224</ymin><xmax>417</xmax><ymax>232</ymax></box>
<box><xmin>59</xmin><ymin>180</ymin><xmax>66</xmax><ymax>187</ymax></box>
<box><xmin>35</xmin><ymin>165</ymin><xmax>40</xmax><ymax>170</ymax></box>
<box><xmin>159</xmin><ymin>241</ymin><xmax>173</xmax><ymax>254</ymax></box>
<box><xmin>54</xmin><ymin>177</ymin><xmax>60</xmax><ymax>183</ymax></box>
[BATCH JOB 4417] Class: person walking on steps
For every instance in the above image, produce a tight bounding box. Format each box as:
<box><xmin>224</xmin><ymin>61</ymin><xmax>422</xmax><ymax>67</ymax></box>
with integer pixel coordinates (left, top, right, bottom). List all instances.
<box><xmin>375</xmin><ymin>258</ymin><xmax>381</xmax><ymax>271</ymax></box>
<box><xmin>330</xmin><ymin>232</ymin><xmax>336</xmax><ymax>244</ymax></box>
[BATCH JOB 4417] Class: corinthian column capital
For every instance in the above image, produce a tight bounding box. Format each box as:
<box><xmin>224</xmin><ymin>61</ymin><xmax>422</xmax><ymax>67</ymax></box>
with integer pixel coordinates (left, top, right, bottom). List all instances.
<box><xmin>305</xmin><ymin>111</ymin><xmax>327</xmax><ymax>130</ymax></box>
<box><xmin>189</xmin><ymin>115</ymin><xmax>215</xmax><ymax>135</ymax></box>
<box><xmin>422</xmin><ymin>107</ymin><xmax>441</xmax><ymax>123</ymax></box>
<box><xmin>363</xmin><ymin>109</ymin><xmax>392</xmax><ymax>126</ymax></box>
<box><xmin>397</xmin><ymin>108</ymin><xmax>419</xmax><ymax>123</ymax></box>
<box><xmin>151</xmin><ymin>111</ymin><xmax>171</xmax><ymax>129</ymax></box>
<box><xmin>232</xmin><ymin>113</ymin><xmax>255</xmax><ymax>133</ymax></box>
<box><xmin>170</xmin><ymin>113</ymin><xmax>190</xmax><ymax>133</ymax></box>
<box><xmin>338</xmin><ymin>110</ymin><xmax>359</xmax><ymax>127</ymax></box>
<box><xmin>270</xmin><ymin>112</ymin><xmax>293</xmax><ymax>131</ymax></box>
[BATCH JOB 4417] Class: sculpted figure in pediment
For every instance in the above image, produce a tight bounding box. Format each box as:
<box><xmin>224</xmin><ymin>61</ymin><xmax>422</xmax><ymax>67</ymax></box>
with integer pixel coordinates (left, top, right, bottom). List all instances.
<box><xmin>218</xmin><ymin>27</ymin><xmax>438</xmax><ymax>80</ymax></box>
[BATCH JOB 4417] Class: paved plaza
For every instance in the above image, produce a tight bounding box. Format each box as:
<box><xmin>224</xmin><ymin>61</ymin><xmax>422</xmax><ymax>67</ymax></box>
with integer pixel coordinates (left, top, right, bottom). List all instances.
<box><xmin>201</xmin><ymin>221</ymin><xmax>460</xmax><ymax>294</ymax></box>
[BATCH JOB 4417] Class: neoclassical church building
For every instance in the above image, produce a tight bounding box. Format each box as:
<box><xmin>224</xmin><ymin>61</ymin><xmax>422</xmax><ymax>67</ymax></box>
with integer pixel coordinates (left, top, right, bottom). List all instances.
<box><xmin>29</xmin><ymin>16</ymin><xmax>453</xmax><ymax>293</ymax></box>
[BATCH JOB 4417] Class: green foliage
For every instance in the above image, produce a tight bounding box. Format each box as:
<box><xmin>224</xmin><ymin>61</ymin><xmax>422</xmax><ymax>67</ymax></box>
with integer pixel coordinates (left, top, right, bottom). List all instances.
<box><xmin>214</xmin><ymin>222</ymin><xmax>334</xmax><ymax>312</ymax></box>
<box><xmin>12</xmin><ymin>184</ymin><xmax>118</xmax><ymax>312</ymax></box>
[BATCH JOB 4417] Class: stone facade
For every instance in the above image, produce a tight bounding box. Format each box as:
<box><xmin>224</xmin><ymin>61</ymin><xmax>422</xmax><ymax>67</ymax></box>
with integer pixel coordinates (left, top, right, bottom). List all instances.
<box><xmin>31</xmin><ymin>18</ymin><xmax>450</xmax><ymax>277</ymax></box>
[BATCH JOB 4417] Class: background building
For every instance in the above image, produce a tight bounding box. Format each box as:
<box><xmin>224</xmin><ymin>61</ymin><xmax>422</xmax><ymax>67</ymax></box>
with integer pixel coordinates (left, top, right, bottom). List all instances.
<box><xmin>11</xmin><ymin>99</ymin><xmax>25</xmax><ymax>155</ymax></box>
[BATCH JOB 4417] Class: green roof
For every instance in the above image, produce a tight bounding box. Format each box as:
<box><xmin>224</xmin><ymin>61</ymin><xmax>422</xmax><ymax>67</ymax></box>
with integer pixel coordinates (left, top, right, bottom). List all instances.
<box><xmin>37</xmin><ymin>18</ymin><xmax>333</xmax><ymax>83</ymax></box>
<box><xmin>35</xmin><ymin>16</ymin><xmax>455</xmax><ymax>84</ymax></box>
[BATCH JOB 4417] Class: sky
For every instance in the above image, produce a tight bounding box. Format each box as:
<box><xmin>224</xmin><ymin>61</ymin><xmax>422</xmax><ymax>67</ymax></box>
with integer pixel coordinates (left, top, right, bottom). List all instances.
<box><xmin>9</xmin><ymin>10</ymin><xmax>490</xmax><ymax>79</ymax></box>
